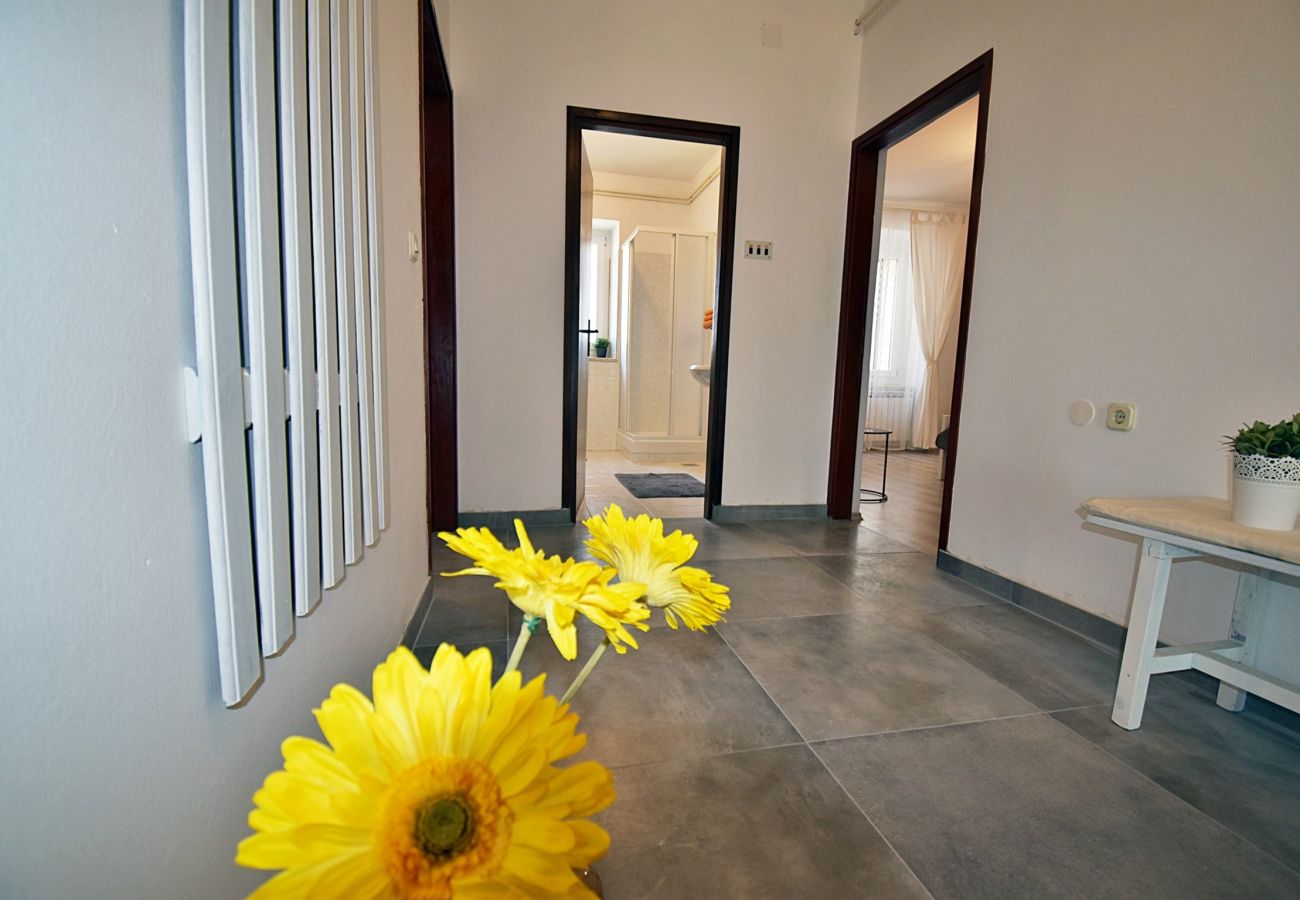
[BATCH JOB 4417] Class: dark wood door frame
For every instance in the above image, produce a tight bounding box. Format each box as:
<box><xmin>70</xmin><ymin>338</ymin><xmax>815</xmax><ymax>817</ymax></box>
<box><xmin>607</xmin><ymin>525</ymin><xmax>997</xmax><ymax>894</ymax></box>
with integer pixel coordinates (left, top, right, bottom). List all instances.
<box><xmin>421</xmin><ymin>0</ymin><xmax>457</xmax><ymax>554</ymax></box>
<box><xmin>563</xmin><ymin>107</ymin><xmax>741</xmax><ymax>520</ymax></box>
<box><xmin>826</xmin><ymin>50</ymin><xmax>993</xmax><ymax>553</ymax></box>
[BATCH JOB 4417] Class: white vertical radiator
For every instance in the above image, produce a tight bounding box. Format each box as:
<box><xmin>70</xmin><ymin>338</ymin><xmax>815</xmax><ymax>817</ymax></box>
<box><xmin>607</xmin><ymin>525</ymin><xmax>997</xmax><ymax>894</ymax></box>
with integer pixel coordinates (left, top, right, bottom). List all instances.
<box><xmin>864</xmin><ymin>386</ymin><xmax>914</xmax><ymax>449</ymax></box>
<box><xmin>183</xmin><ymin>0</ymin><xmax>388</xmax><ymax>707</ymax></box>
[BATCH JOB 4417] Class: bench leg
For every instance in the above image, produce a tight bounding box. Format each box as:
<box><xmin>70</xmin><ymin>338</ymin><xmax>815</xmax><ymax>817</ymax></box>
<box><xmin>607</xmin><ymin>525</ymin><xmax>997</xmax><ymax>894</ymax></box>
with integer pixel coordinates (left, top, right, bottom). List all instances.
<box><xmin>1112</xmin><ymin>539</ymin><xmax>1174</xmax><ymax>730</ymax></box>
<box><xmin>1216</xmin><ymin>571</ymin><xmax>1267</xmax><ymax>712</ymax></box>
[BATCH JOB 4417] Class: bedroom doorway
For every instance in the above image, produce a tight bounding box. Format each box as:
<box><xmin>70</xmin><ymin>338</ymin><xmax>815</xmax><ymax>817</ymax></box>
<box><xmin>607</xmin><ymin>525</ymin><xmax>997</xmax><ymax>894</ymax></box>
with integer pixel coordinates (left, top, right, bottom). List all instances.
<box><xmin>858</xmin><ymin>98</ymin><xmax>978</xmax><ymax>552</ymax></box>
<box><xmin>826</xmin><ymin>51</ymin><xmax>993</xmax><ymax>553</ymax></box>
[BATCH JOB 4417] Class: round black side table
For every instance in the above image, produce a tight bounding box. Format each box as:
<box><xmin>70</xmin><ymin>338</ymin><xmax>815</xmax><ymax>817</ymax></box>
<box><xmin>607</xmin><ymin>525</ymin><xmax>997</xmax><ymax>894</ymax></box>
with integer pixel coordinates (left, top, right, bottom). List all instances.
<box><xmin>860</xmin><ymin>428</ymin><xmax>892</xmax><ymax>503</ymax></box>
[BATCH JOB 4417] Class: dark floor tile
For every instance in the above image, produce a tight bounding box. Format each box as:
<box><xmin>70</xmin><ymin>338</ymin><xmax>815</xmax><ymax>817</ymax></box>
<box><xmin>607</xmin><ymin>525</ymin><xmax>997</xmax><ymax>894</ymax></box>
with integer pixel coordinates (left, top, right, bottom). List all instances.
<box><xmin>811</xmin><ymin>552</ymin><xmax>998</xmax><ymax>612</ymax></box>
<box><xmin>721</xmin><ymin>612</ymin><xmax>1036</xmax><ymax>740</ymax></box>
<box><xmin>596</xmin><ymin>744</ymin><xmax>928</xmax><ymax>899</ymax></box>
<box><xmin>505</xmin><ymin>596</ymin><xmax>679</xmax><ymax>639</ymax></box>
<box><xmin>750</xmin><ymin>519</ymin><xmax>915</xmax><ymax>556</ymax></box>
<box><xmin>411</xmin><ymin>639</ymin><xmax>507</xmax><ymax>682</ymax></box>
<box><xmin>705</xmin><ymin>556</ymin><xmax>872</xmax><ymax>622</ymax></box>
<box><xmin>816</xmin><ymin>715</ymin><xmax>1300</xmax><ymax>899</ymax></box>
<box><xmin>662</xmin><ymin>518</ymin><xmax>800</xmax><ymax>562</ymax></box>
<box><xmin>516</xmin><ymin>627</ymin><xmax>800</xmax><ymax>769</ymax></box>
<box><xmin>508</xmin><ymin>523</ymin><xmax>598</xmax><ymax>562</ymax></box>
<box><xmin>413</xmin><ymin>571</ymin><xmax>509</xmax><ymax>646</ymax></box>
<box><xmin>1054</xmin><ymin>690</ymin><xmax>1300</xmax><ymax>867</ymax></box>
<box><xmin>902</xmin><ymin>603</ymin><xmax>1129</xmax><ymax>710</ymax></box>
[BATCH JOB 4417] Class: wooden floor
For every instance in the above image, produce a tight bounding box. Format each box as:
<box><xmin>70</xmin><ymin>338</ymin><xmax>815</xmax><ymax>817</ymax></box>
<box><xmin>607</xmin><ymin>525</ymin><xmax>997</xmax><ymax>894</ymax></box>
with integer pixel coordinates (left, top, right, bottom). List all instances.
<box><xmin>859</xmin><ymin>449</ymin><xmax>943</xmax><ymax>553</ymax></box>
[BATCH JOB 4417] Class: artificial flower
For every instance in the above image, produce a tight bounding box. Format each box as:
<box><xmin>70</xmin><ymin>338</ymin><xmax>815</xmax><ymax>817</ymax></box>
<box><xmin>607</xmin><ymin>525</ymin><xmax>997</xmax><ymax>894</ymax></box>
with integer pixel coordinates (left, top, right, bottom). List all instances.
<box><xmin>583</xmin><ymin>505</ymin><xmax>730</xmax><ymax>630</ymax></box>
<box><xmin>237</xmin><ymin>645</ymin><xmax>615</xmax><ymax>899</ymax></box>
<box><xmin>439</xmin><ymin>521</ymin><xmax>649</xmax><ymax>660</ymax></box>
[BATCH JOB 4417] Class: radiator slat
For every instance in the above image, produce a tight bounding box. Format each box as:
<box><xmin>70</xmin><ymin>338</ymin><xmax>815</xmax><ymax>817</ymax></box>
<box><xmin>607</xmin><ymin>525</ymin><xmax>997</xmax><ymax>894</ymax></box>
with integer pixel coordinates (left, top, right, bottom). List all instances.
<box><xmin>238</xmin><ymin>0</ymin><xmax>294</xmax><ymax>655</ymax></box>
<box><xmin>349</xmin><ymin>0</ymin><xmax>380</xmax><ymax>548</ymax></box>
<box><xmin>331</xmin><ymin>0</ymin><xmax>364</xmax><ymax>565</ymax></box>
<box><xmin>865</xmin><ymin>386</ymin><xmax>915</xmax><ymax>449</ymax></box>
<box><xmin>362</xmin><ymin>0</ymin><xmax>389</xmax><ymax>533</ymax></box>
<box><xmin>279</xmin><ymin>0</ymin><xmax>323</xmax><ymax>616</ymax></box>
<box><xmin>308</xmin><ymin>0</ymin><xmax>345</xmax><ymax>589</ymax></box>
<box><xmin>184</xmin><ymin>0</ymin><xmax>262</xmax><ymax>705</ymax></box>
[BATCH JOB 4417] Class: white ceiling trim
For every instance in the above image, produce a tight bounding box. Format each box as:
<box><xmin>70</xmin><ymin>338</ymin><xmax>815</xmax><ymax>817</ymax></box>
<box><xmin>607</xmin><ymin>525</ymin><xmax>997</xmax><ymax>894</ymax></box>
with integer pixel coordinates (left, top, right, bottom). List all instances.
<box><xmin>592</xmin><ymin>163</ymin><xmax>720</xmax><ymax>205</ymax></box>
<box><xmin>882</xmin><ymin>198</ymin><xmax>969</xmax><ymax>213</ymax></box>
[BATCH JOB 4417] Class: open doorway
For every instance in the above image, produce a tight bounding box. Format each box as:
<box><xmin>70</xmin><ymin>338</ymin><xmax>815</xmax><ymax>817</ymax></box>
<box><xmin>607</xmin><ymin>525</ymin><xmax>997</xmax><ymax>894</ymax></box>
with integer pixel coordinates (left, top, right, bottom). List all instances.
<box><xmin>827</xmin><ymin>52</ymin><xmax>993</xmax><ymax>553</ymax></box>
<box><xmin>420</xmin><ymin>0</ymin><xmax>457</xmax><ymax>552</ymax></box>
<box><xmin>856</xmin><ymin>98</ymin><xmax>978</xmax><ymax>552</ymax></box>
<box><xmin>563</xmin><ymin>109</ymin><xmax>740</xmax><ymax>522</ymax></box>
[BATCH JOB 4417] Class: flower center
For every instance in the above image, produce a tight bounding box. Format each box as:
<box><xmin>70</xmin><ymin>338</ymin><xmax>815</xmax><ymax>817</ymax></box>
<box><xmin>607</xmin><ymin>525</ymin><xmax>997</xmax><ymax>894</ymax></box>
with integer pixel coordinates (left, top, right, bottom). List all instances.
<box><xmin>414</xmin><ymin>796</ymin><xmax>474</xmax><ymax>859</ymax></box>
<box><xmin>379</xmin><ymin>758</ymin><xmax>512</xmax><ymax>899</ymax></box>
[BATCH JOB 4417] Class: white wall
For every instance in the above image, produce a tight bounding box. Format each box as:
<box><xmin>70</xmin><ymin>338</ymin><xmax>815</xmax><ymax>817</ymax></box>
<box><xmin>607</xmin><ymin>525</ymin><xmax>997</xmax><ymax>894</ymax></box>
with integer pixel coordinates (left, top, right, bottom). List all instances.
<box><xmin>689</xmin><ymin>175</ymin><xmax>722</xmax><ymax>233</ymax></box>
<box><xmin>855</xmin><ymin>0</ymin><xmax>1300</xmax><ymax>646</ymax></box>
<box><xmin>0</xmin><ymin>2</ymin><xmax>427</xmax><ymax>896</ymax></box>
<box><xmin>593</xmin><ymin>194</ymin><xmax>697</xmax><ymax>248</ymax></box>
<box><xmin>450</xmin><ymin>0</ymin><xmax>863</xmax><ymax>512</ymax></box>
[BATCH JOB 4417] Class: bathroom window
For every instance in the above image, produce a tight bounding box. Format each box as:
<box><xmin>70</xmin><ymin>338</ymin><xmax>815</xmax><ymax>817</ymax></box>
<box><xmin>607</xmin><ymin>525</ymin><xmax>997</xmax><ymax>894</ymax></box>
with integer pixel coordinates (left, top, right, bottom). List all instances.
<box><xmin>870</xmin><ymin>257</ymin><xmax>899</xmax><ymax>373</ymax></box>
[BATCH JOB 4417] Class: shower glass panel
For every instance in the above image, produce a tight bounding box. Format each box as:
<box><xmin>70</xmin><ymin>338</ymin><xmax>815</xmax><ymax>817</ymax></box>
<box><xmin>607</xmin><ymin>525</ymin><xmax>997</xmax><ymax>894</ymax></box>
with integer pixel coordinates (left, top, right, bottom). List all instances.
<box><xmin>619</xmin><ymin>227</ymin><xmax>715</xmax><ymax>447</ymax></box>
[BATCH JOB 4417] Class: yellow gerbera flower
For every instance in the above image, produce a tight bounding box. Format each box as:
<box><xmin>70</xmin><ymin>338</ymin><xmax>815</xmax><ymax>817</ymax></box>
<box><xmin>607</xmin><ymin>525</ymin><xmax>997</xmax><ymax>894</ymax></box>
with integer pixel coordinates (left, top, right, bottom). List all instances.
<box><xmin>438</xmin><ymin>522</ymin><xmax>649</xmax><ymax>660</ymax></box>
<box><xmin>583</xmin><ymin>505</ymin><xmax>731</xmax><ymax>630</ymax></box>
<box><xmin>238</xmin><ymin>645</ymin><xmax>614</xmax><ymax>899</ymax></box>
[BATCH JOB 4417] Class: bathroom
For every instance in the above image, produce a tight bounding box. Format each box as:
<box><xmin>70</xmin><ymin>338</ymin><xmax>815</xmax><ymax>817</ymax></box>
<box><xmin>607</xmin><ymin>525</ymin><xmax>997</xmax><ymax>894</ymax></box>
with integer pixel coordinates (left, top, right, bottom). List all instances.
<box><xmin>580</xmin><ymin>131</ymin><xmax>722</xmax><ymax>518</ymax></box>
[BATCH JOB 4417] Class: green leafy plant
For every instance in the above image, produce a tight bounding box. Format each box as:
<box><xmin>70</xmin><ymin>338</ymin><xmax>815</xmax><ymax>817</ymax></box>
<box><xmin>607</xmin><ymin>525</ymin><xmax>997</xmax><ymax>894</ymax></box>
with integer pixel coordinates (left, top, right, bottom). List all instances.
<box><xmin>593</xmin><ymin>337</ymin><xmax>611</xmax><ymax>352</ymax></box>
<box><xmin>1225</xmin><ymin>414</ymin><xmax>1300</xmax><ymax>459</ymax></box>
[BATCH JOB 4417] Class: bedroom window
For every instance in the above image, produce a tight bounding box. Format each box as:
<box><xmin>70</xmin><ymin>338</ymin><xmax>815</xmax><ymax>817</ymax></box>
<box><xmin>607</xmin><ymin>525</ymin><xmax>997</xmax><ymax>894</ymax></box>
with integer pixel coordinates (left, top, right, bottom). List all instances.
<box><xmin>869</xmin><ymin>257</ymin><xmax>899</xmax><ymax>373</ymax></box>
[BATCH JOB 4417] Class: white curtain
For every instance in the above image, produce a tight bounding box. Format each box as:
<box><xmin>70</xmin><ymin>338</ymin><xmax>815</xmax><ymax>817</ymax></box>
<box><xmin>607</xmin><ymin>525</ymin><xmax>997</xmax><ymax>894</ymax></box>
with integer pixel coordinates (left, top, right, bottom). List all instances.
<box><xmin>909</xmin><ymin>210</ymin><xmax>967</xmax><ymax>448</ymax></box>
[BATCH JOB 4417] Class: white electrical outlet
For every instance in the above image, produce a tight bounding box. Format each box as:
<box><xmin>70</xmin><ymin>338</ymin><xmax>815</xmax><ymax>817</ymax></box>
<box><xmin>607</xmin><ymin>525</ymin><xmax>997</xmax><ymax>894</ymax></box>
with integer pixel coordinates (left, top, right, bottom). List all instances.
<box><xmin>1106</xmin><ymin>402</ymin><xmax>1137</xmax><ymax>431</ymax></box>
<box><xmin>744</xmin><ymin>240</ymin><xmax>772</xmax><ymax>260</ymax></box>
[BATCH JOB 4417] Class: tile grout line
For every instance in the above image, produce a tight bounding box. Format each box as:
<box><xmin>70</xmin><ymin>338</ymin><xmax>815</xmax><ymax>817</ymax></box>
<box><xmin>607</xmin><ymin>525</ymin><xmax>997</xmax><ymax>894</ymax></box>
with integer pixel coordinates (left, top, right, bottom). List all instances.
<box><xmin>807</xmin><ymin>742</ymin><xmax>937</xmax><ymax>900</ymax></box>
<box><xmin>809</xmin><ymin>708</ymin><xmax>1060</xmax><ymax>747</ymax></box>
<box><xmin>712</xmin><ymin>623</ymin><xmax>936</xmax><ymax>896</ymax></box>
<box><xmin>713</xmin><ymin>626</ymin><xmax>810</xmax><ymax>745</ymax></box>
<box><xmin>1037</xmin><ymin>713</ymin><xmax>1300</xmax><ymax>879</ymax></box>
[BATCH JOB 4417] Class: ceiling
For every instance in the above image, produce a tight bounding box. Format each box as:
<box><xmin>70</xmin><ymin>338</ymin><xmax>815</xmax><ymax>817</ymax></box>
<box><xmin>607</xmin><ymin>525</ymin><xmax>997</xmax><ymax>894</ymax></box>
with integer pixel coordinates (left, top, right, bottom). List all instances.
<box><xmin>582</xmin><ymin>130</ymin><xmax>721</xmax><ymax>182</ymax></box>
<box><xmin>882</xmin><ymin>98</ymin><xmax>978</xmax><ymax>205</ymax></box>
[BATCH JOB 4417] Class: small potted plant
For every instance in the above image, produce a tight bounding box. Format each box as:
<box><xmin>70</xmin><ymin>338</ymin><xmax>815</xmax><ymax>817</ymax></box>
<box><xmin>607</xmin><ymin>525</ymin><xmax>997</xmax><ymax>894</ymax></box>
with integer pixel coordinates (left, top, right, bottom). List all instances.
<box><xmin>1226</xmin><ymin>414</ymin><xmax>1300</xmax><ymax>530</ymax></box>
<box><xmin>593</xmin><ymin>336</ymin><xmax>611</xmax><ymax>358</ymax></box>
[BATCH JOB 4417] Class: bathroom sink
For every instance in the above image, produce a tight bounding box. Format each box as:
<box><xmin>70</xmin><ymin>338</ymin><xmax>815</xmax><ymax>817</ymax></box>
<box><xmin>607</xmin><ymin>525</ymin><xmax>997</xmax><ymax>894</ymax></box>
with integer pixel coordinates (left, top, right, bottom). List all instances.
<box><xmin>688</xmin><ymin>364</ymin><xmax>710</xmax><ymax>386</ymax></box>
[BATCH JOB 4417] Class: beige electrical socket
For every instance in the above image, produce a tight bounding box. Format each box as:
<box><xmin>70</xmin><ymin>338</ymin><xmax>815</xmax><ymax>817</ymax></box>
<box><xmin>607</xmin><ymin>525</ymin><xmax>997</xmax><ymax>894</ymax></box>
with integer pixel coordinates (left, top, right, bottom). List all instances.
<box><xmin>1106</xmin><ymin>402</ymin><xmax>1137</xmax><ymax>431</ymax></box>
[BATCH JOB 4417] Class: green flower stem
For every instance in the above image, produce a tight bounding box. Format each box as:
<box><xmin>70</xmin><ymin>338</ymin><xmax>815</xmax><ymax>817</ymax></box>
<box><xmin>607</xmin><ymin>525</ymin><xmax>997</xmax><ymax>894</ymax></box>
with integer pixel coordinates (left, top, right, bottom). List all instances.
<box><xmin>560</xmin><ymin>636</ymin><xmax>612</xmax><ymax>705</ymax></box>
<box><xmin>505</xmin><ymin>614</ymin><xmax>542</xmax><ymax>674</ymax></box>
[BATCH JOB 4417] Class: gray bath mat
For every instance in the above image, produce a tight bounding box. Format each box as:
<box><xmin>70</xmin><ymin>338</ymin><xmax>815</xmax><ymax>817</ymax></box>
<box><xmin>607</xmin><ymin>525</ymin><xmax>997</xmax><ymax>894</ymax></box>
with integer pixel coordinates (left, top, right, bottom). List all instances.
<box><xmin>615</xmin><ymin>473</ymin><xmax>706</xmax><ymax>498</ymax></box>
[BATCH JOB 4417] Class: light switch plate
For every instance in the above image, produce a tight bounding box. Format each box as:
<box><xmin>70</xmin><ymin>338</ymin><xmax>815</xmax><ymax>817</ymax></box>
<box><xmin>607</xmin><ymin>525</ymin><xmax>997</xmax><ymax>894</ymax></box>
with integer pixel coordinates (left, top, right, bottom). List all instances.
<box><xmin>1106</xmin><ymin>402</ymin><xmax>1137</xmax><ymax>431</ymax></box>
<box><xmin>1068</xmin><ymin>400</ymin><xmax>1095</xmax><ymax>426</ymax></box>
<box><xmin>744</xmin><ymin>240</ymin><xmax>772</xmax><ymax>260</ymax></box>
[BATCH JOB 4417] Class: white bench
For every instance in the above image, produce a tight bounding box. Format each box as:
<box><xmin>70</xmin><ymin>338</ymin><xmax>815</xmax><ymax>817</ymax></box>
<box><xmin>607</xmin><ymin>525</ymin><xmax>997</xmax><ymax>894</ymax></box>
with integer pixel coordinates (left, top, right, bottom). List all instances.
<box><xmin>1084</xmin><ymin>497</ymin><xmax>1300</xmax><ymax>730</ymax></box>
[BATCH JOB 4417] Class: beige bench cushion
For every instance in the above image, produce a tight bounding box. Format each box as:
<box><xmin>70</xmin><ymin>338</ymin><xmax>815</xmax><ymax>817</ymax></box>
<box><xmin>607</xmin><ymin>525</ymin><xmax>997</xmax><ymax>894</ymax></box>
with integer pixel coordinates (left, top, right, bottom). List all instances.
<box><xmin>1083</xmin><ymin>496</ymin><xmax>1300</xmax><ymax>566</ymax></box>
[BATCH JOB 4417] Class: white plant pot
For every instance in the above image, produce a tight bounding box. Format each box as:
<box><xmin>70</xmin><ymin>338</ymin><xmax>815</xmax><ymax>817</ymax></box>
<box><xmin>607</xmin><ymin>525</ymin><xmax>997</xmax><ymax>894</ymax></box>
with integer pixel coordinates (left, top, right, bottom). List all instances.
<box><xmin>1231</xmin><ymin>453</ymin><xmax>1300</xmax><ymax>531</ymax></box>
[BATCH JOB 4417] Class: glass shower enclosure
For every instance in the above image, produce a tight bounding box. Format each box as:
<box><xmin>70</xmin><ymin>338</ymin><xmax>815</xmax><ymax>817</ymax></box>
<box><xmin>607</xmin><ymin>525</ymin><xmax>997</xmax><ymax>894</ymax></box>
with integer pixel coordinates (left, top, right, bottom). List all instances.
<box><xmin>616</xmin><ymin>227</ymin><xmax>716</xmax><ymax>461</ymax></box>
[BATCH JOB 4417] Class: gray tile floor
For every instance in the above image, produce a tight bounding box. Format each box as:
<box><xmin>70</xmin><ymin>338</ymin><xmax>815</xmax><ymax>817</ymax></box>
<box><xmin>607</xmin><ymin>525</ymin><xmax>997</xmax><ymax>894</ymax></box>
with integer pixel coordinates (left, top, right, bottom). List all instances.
<box><xmin>410</xmin><ymin>518</ymin><xmax>1300</xmax><ymax>898</ymax></box>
